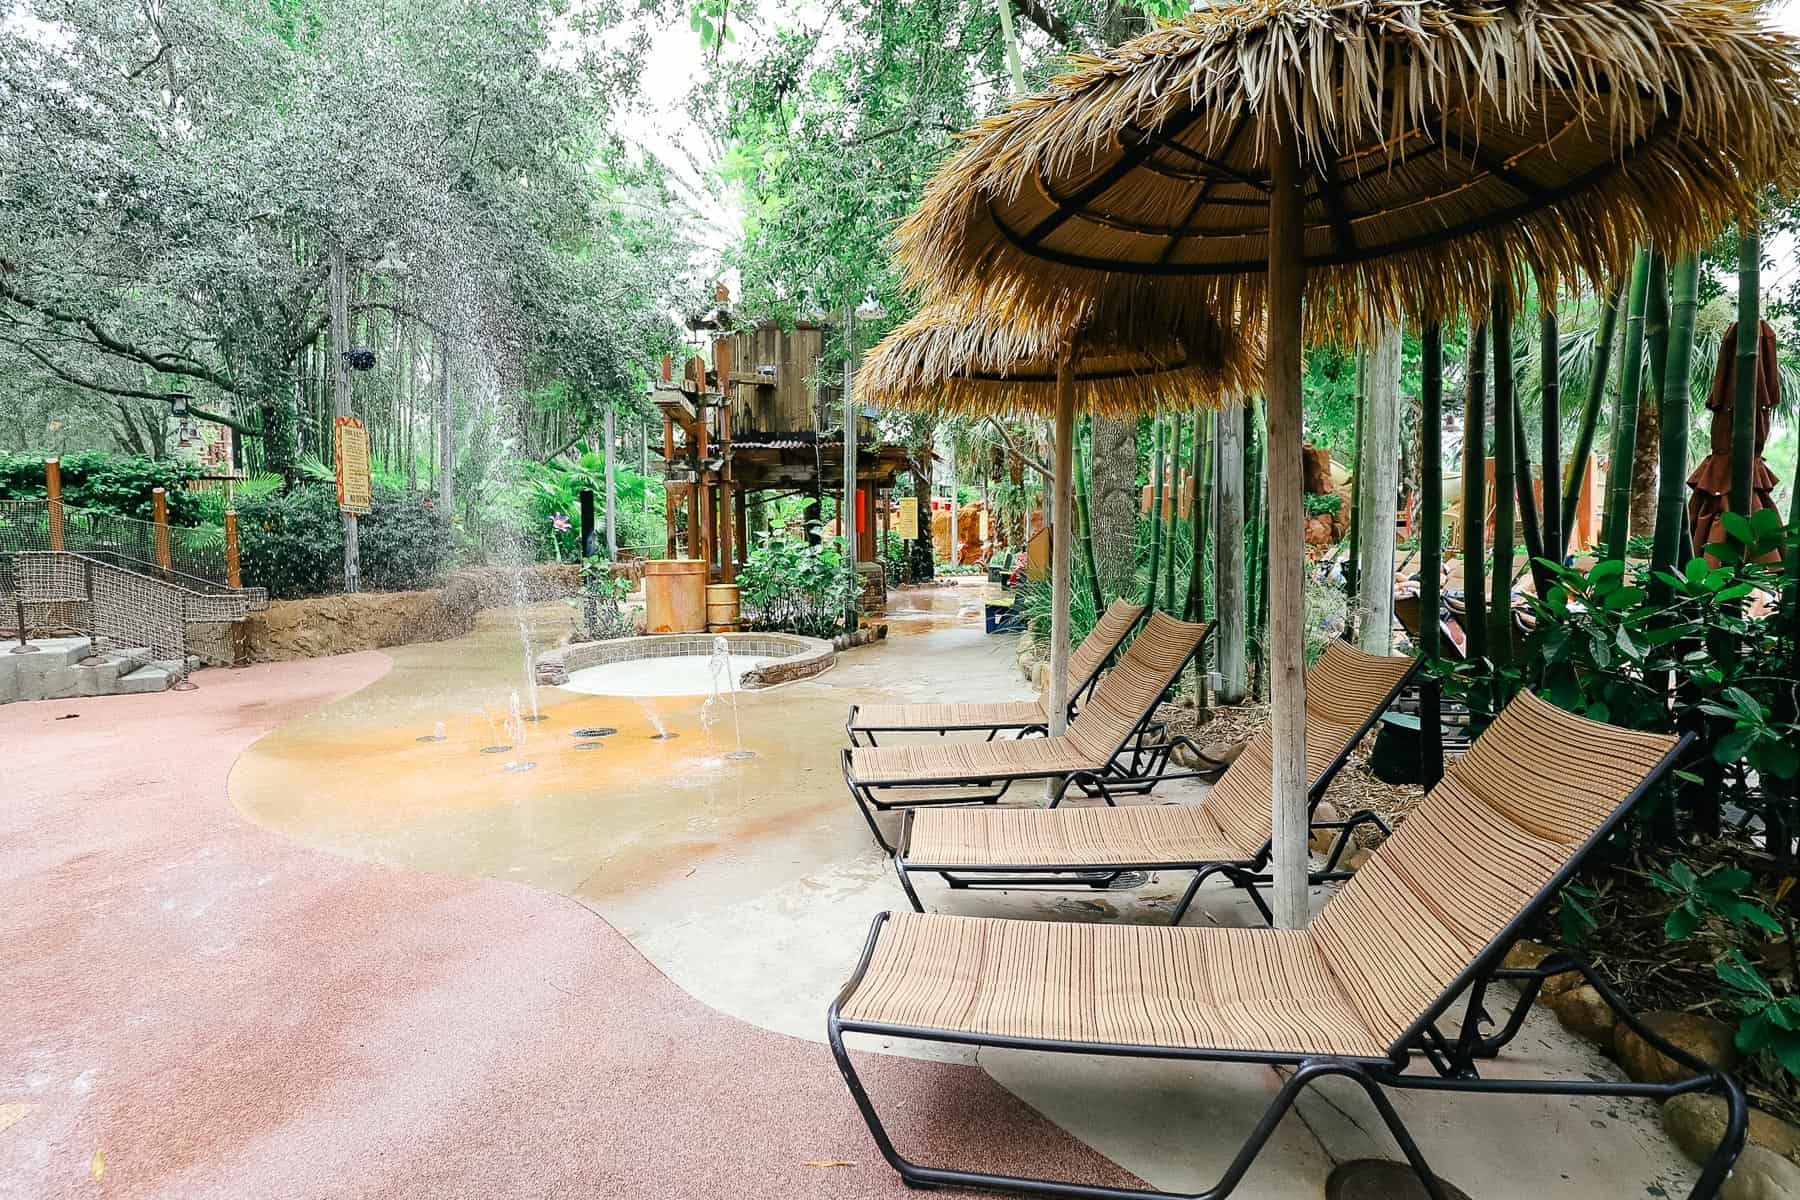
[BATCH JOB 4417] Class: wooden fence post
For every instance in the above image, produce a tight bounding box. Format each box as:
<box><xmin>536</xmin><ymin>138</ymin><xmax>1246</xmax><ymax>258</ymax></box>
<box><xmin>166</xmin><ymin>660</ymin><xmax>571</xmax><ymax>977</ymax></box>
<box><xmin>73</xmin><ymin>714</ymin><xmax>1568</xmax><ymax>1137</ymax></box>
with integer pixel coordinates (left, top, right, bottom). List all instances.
<box><xmin>45</xmin><ymin>458</ymin><xmax>64</xmax><ymax>551</ymax></box>
<box><xmin>152</xmin><ymin>487</ymin><xmax>172</xmax><ymax>576</ymax></box>
<box><xmin>224</xmin><ymin>510</ymin><xmax>242</xmax><ymax>588</ymax></box>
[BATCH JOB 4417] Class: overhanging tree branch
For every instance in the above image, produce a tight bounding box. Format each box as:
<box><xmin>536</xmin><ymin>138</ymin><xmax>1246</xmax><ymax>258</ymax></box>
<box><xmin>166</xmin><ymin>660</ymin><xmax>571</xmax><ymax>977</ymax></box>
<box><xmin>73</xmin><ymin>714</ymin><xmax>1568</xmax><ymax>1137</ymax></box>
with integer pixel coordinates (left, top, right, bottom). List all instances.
<box><xmin>1011</xmin><ymin>0</ymin><xmax>1074</xmax><ymax>47</ymax></box>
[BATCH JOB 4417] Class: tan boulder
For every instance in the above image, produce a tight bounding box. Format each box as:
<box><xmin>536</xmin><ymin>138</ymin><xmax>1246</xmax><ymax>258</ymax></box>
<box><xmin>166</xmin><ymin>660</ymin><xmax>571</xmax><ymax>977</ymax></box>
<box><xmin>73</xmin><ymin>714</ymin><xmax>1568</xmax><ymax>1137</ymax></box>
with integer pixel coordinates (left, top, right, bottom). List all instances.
<box><xmin>1309</xmin><ymin>801</ymin><xmax>1341</xmax><ymax>856</ymax></box>
<box><xmin>1500</xmin><ymin>939</ymin><xmax>1582</xmax><ymax>1003</ymax></box>
<box><xmin>1548</xmin><ymin>983</ymin><xmax>1616</xmax><ymax>1045</ymax></box>
<box><xmin>1664</xmin><ymin>1094</ymin><xmax>1800</xmax><ymax>1168</ymax></box>
<box><xmin>1302</xmin><ymin>444</ymin><xmax>1334</xmax><ymax>494</ymax></box>
<box><xmin>1721</xmin><ymin>1146</ymin><xmax>1800</xmax><ymax>1200</ymax></box>
<box><xmin>1615</xmin><ymin>1012</ymin><xmax>1741</xmax><ymax>1084</ymax></box>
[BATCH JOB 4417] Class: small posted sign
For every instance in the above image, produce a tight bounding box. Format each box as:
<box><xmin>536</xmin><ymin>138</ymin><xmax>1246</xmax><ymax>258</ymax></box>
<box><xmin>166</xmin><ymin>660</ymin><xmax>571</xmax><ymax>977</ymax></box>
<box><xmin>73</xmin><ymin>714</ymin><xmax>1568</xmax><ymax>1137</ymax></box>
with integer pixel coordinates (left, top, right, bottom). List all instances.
<box><xmin>334</xmin><ymin>416</ymin><xmax>372</xmax><ymax>515</ymax></box>
<box><xmin>895</xmin><ymin>496</ymin><xmax>918</xmax><ymax>540</ymax></box>
<box><xmin>979</xmin><ymin>509</ymin><xmax>990</xmax><ymax>540</ymax></box>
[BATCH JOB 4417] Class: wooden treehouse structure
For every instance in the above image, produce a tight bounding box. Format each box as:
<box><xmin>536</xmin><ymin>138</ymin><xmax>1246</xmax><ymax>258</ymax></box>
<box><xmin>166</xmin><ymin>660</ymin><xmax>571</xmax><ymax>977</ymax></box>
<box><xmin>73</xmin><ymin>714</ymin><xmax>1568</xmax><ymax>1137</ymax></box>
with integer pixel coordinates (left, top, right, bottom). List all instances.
<box><xmin>653</xmin><ymin>309</ymin><xmax>913</xmax><ymax>585</ymax></box>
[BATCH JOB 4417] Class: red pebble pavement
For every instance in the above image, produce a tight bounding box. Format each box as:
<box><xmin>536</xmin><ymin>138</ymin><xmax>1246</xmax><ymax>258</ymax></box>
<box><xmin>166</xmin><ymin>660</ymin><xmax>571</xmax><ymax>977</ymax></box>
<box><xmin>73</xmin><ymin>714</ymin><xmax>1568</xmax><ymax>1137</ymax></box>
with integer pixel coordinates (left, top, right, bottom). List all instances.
<box><xmin>0</xmin><ymin>653</ymin><xmax>1135</xmax><ymax>1199</ymax></box>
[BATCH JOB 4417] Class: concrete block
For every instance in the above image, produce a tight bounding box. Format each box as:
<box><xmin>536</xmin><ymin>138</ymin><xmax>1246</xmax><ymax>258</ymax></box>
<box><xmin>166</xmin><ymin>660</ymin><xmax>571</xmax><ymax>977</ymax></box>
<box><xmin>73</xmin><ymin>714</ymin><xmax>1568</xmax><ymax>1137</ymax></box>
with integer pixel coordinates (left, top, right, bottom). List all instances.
<box><xmin>113</xmin><ymin>666</ymin><xmax>170</xmax><ymax>695</ymax></box>
<box><xmin>24</xmin><ymin>665</ymin><xmax>83</xmax><ymax>701</ymax></box>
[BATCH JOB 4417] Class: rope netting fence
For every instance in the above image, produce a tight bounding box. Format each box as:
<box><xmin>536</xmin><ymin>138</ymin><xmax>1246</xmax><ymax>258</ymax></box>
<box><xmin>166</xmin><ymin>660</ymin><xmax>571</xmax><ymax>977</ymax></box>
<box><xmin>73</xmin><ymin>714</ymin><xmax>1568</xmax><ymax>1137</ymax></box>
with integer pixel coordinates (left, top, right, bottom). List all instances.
<box><xmin>1</xmin><ymin>500</ymin><xmax>266</xmax><ymax>670</ymax></box>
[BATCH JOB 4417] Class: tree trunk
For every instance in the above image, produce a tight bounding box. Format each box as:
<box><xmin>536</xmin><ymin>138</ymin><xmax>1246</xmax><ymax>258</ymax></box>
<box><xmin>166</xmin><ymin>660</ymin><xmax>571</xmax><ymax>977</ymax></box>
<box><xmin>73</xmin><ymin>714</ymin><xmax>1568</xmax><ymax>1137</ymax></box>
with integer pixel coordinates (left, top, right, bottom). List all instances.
<box><xmin>1089</xmin><ymin>415</ymin><xmax>1139</xmax><ymax>604</ymax></box>
<box><xmin>330</xmin><ymin>245</ymin><xmax>359</xmax><ymax>594</ymax></box>
<box><xmin>437</xmin><ymin>337</ymin><xmax>454</xmax><ymax>518</ymax></box>
<box><xmin>1539</xmin><ymin>290</ymin><xmax>1562</xmax><ymax>564</ymax></box>
<box><xmin>1357</xmin><ymin>320</ymin><xmax>1401</xmax><ymax>654</ymax></box>
<box><xmin>1165</xmin><ymin>411</ymin><xmax>1183</xmax><ymax>612</ymax></box>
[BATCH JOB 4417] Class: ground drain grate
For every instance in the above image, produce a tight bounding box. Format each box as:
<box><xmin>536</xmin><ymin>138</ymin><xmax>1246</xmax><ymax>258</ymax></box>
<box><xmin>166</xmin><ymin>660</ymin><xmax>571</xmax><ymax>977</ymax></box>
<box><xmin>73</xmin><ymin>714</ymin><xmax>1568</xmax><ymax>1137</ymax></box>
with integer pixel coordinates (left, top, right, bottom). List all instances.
<box><xmin>724</xmin><ymin>750</ymin><xmax>756</xmax><ymax>760</ymax></box>
<box><xmin>572</xmin><ymin>727</ymin><xmax>617</xmax><ymax>738</ymax></box>
<box><xmin>649</xmin><ymin>732</ymin><xmax>679</xmax><ymax>740</ymax></box>
<box><xmin>480</xmin><ymin>744</ymin><xmax>513</xmax><ymax>754</ymax></box>
<box><xmin>573</xmin><ymin>741</ymin><xmax>604</xmax><ymax>751</ymax></box>
<box><xmin>416</xmin><ymin>734</ymin><xmax>447</xmax><ymax>743</ymax></box>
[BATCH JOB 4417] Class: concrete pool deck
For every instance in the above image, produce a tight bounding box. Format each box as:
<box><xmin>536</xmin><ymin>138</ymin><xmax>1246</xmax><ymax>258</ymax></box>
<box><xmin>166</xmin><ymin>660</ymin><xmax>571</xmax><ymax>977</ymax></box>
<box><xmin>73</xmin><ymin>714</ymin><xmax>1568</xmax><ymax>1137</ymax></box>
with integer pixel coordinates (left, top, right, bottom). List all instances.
<box><xmin>1</xmin><ymin>578</ymin><xmax>1703</xmax><ymax>1198</ymax></box>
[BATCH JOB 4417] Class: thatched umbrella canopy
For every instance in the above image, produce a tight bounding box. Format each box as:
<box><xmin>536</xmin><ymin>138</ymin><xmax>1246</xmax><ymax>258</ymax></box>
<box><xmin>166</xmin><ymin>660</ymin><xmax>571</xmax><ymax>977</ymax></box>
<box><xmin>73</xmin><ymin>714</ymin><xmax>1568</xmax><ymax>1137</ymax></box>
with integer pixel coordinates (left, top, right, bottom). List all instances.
<box><xmin>899</xmin><ymin>0</ymin><xmax>1800</xmax><ymax>338</ymax></box>
<box><xmin>859</xmin><ymin>300</ymin><xmax>1259</xmax><ymax>417</ymax></box>
<box><xmin>894</xmin><ymin>0</ymin><xmax>1800</xmax><ymax>932</ymax></box>
<box><xmin>861</xmin><ymin>299</ymin><xmax>1259</xmax><ymax>738</ymax></box>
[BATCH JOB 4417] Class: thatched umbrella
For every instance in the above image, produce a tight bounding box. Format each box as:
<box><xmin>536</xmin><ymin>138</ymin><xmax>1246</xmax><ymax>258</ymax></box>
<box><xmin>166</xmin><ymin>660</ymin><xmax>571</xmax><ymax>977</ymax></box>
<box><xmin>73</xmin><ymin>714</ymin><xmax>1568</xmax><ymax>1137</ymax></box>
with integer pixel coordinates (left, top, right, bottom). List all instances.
<box><xmin>895</xmin><ymin>0</ymin><xmax>1800</xmax><ymax>928</ymax></box>
<box><xmin>861</xmin><ymin>300</ymin><xmax>1258</xmax><ymax>738</ymax></box>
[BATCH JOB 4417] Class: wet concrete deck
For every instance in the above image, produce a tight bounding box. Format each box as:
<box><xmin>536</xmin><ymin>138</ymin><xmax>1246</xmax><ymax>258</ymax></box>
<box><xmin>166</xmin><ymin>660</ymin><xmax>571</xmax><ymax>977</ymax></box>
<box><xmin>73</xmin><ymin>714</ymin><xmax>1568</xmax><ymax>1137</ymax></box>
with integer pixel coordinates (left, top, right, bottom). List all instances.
<box><xmin>6</xmin><ymin>578</ymin><xmax>1702</xmax><ymax>1197</ymax></box>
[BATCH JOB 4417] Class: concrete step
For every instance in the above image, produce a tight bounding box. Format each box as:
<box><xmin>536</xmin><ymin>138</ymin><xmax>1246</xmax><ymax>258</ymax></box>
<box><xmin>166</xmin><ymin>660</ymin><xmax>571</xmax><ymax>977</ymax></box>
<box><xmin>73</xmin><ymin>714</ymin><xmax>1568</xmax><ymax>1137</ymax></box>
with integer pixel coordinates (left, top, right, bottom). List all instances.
<box><xmin>113</xmin><ymin>665</ymin><xmax>172</xmax><ymax>695</ymax></box>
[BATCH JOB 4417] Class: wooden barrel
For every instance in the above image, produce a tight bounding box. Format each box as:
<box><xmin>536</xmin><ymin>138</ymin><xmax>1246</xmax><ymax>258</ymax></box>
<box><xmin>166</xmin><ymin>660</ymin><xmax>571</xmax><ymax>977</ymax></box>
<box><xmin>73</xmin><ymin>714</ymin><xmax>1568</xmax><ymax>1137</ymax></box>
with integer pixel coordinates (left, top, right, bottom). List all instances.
<box><xmin>643</xmin><ymin>559</ymin><xmax>708</xmax><ymax>633</ymax></box>
<box><xmin>706</xmin><ymin>583</ymin><xmax>740</xmax><ymax>633</ymax></box>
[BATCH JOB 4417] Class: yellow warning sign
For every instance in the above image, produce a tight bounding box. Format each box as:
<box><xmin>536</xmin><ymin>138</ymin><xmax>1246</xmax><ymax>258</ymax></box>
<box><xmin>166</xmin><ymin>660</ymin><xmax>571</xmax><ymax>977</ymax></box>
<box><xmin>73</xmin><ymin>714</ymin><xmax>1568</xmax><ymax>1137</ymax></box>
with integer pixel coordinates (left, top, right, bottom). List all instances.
<box><xmin>895</xmin><ymin>496</ymin><xmax>918</xmax><ymax>540</ymax></box>
<box><xmin>334</xmin><ymin>416</ymin><xmax>372</xmax><ymax>515</ymax></box>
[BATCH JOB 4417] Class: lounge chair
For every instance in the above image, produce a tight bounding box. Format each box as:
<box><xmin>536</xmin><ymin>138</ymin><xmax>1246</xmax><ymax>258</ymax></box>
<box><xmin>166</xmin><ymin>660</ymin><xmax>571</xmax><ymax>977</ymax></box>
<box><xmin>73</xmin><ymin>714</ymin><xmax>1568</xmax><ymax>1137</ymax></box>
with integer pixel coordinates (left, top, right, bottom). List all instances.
<box><xmin>843</xmin><ymin>611</ymin><xmax>1214</xmax><ymax>852</ymax></box>
<box><xmin>845</xmin><ymin>598</ymin><xmax>1146</xmax><ymax>746</ymax></box>
<box><xmin>829</xmin><ymin>692</ymin><xmax>1741</xmax><ymax>1200</ymax></box>
<box><xmin>891</xmin><ymin>642</ymin><xmax>1419</xmax><ymax>923</ymax></box>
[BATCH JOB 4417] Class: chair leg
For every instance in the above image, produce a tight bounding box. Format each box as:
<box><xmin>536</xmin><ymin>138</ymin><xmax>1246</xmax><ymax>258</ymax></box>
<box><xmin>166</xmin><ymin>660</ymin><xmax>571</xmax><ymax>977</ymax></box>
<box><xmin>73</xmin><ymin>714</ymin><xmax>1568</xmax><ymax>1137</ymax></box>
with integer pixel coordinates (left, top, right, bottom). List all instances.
<box><xmin>850</xmin><ymin>785</ymin><xmax>897</xmax><ymax>853</ymax></box>
<box><xmin>893</xmin><ymin>858</ymin><xmax>926</xmax><ymax>912</ymax></box>
<box><xmin>829</xmin><ymin>1025</ymin><xmax>1356</xmax><ymax>1200</ymax></box>
<box><xmin>1172</xmin><ymin>864</ymin><xmax>1235</xmax><ymax>925</ymax></box>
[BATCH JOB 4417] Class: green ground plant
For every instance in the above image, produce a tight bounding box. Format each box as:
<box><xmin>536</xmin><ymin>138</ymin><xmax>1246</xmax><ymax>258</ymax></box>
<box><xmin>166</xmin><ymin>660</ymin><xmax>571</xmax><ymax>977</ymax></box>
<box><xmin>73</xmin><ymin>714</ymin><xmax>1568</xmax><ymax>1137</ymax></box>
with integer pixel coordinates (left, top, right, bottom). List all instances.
<box><xmin>737</xmin><ymin>529</ymin><xmax>857</xmax><ymax>639</ymax></box>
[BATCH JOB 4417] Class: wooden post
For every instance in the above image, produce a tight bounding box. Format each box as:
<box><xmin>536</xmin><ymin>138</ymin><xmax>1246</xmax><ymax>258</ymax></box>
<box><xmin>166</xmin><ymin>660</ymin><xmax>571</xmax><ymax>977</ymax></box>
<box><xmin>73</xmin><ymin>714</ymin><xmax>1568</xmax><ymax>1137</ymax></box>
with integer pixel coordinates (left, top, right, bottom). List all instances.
<box><xmin>1418</xmin><ymin>323</ymin><xmax>1446</xmax><ymax>787</ymax></box>
<box><xmin>663</xmin><ymin>412</ymin><xmax>677</xmax><ymax>558</ymax></box>
<box><xmin>1265</xmin><ymin>127</ymin><xmax>1310</xmax><ymax>930</ymax></box>
<box><xmin>1046</xmin><ymin>346</ymin><xmax>1077</xmax><ymax>742</ymax></box>
<box><xmin>330</xmin><ymin>245</ymin><xmax>359</xmax><ymax>593</ymax></box>
<box><xmin>1215</xmin><ymin>405</ymin><xmax>1246</xmax><ymax>703</ymax></box>
<box><xmin>604</xmin><ymin>403</ymin><xmax>618</xmax><ymax>559</ymax></box>
<box><xmin>1357</xmin><ymin>319</ymin><xmax>1401</xmax><ymax>654</ymax></box>
<box><xmin>735</xmin><ymin>487</ymin><xmax>749</xmax><ymax>571</ymax></box>
<box><xmin>224</xmin><ymin>510</ymin><xmax>242</xmax><ymax>588</ymax></box>
<box><xmin>44</xmin><ymin>458</ymin><xmax>64</xmax><ymax>551</ymax></box>
<box><xmin>843</xmin><ymin>308</ymin><xmax>861</xmax><ymax>628</ymax></box>
<box><xmin>152</xmin><ymin>487</ymin><xmax>172</xmax><ymax>575</ymax></box>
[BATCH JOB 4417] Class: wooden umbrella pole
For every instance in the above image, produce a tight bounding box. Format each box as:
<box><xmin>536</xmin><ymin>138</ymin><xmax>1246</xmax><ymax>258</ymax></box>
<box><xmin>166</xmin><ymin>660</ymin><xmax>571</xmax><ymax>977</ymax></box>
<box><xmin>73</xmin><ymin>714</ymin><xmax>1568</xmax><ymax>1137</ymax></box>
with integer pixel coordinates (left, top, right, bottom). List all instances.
<box><xmin>1046</xmin><ymin>344</ymin><xmax>1077</xmax><ymax>756</ymax></box>
<box><xmin>1265</xmin><ymin>126</ymin><xmax>1309</xmax><ymax>930</ymax></box>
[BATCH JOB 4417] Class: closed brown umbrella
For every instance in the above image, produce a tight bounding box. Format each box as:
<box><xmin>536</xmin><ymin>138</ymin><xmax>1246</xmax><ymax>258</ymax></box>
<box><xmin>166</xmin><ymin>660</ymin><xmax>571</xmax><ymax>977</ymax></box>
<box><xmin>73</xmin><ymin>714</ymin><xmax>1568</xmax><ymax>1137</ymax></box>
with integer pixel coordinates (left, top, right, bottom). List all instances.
<box><xmin>861</xmin><ymin>299</ymin><xmax>1258</xmax><ymax>737</ymax></box>
<box><xmin>1688</xmin><ymin>319</ymin><xmax>1783</xmax><ymax>565</ymax></box>
<box><xmin>894</xmin><ymin>0</ymin><xmax>1800</xmax><ymax>929</ymax></box>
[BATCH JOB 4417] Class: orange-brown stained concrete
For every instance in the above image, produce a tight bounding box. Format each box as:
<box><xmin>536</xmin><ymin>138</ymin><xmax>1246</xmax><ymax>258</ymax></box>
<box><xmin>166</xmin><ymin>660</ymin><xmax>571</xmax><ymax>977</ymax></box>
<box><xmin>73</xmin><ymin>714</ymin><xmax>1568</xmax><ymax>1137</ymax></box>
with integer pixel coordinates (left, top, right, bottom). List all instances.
<box><xmin>230</xmin><ymin>589</ymin><xmax>1003</xmax><ymax>911</ymax></box>
<box><xmin>0</xmin><ymin>636</ymin><xmax>1140</xmax><ymax>1199</ymax></box>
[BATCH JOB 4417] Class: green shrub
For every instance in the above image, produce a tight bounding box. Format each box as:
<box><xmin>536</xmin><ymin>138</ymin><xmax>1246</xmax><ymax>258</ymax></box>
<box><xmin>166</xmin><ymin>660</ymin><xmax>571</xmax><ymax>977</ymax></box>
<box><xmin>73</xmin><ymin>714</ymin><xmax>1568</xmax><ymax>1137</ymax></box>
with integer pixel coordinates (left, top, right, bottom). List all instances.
<box><xmin>0</xmin><ymin>452</ymin><xmax>204</xmax><ymax>523</ymax></box>
<box><xmin>237</xmin><ymin>482</ymin><xmax>451</xmax><ymax>598</ymax></box>
<box><xmin>737</xmin><ymin>530</ymin><xmax>856</xmax><ymax>638</ymax></box>
<box><xmin>515</xmin><ymin>447</ymin><xmax>665</xmax><ymax>562</ymax></box>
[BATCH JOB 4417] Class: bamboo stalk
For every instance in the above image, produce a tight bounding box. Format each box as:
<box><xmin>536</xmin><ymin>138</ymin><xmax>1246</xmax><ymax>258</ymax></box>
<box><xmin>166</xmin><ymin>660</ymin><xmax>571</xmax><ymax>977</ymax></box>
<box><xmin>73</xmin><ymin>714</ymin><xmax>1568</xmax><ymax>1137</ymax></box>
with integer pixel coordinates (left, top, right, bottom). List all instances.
<box><xmin>1652</xmin><ymin>257</ymin><xmax>1700</xmax><ymax>597</ymax></box>
<box><xmin>1145</xmin><ymin>410</ymin><xmax>1167</xmax><ymax>609</ymax></box>
<box><xmin>1601</xmin><ymin>248</ymin><xmax>1652</xmax><ymax>560</ymax></box>
<box><xmin>1166</xmin><ymin>411</ymin><xmax>1183</xmax><ymax>612</ymax></box>
<box><xmin>1345</xmin><ymin>350</ymin><xmax>1366</xmax><ymax>606</ymax></box>
<box><xmin>1419</xmin><ymin>323</ymin><xmax>1446</xmax><ymax>787</ymax></box>
<box><xmin>1073</xmin><ymin>417</ymin><xmax>1103</xmax><ymax>612</ymax></box>
<box><xmin>1461</xmin><ymin>324</ymin><xmax>1489</xmax><ymax>662</ymax></box>
<box><xmin>1562</xmin><ymin>276</ymin><xmax>1626</xmax><ymax>556</ymax></box>
<box><xmin>1489</xmin><ymin>298</ymin><xmax>1517</xmax><ymax>664</ymax></box>
<box><xmin>1539</xmin><ymin>284</ymin><xmax>1562</xmax><ymax>565</ymax></box>
<box><xmin>1216</xmin><ymin>403</ymin><xmax>1247</xmax><ymax>704</ymax></box>
<box><xmin>1731</xmin><ymin>224</ymin><xmax>1761</xmax><ymax>523</ymax></box>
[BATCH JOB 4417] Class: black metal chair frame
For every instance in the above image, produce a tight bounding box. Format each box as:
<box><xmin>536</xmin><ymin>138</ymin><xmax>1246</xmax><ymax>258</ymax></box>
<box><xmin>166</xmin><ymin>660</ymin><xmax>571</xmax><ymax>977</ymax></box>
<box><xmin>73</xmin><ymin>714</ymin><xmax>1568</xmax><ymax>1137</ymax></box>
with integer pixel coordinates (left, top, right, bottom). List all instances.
<box><xmin>845</xmin><ymin>606</ymin><xmax>1151</xmax><ymax>748</ymax></box>
<box><xmin>843</xmin><ymin>628</ymin><xmax>1216</xmax><ymax>853</ymax></box>
<box><xmin>829</xmin><ymin>733</ymin><xmax>1748</xmax><ymax>1200</ymax></box>
<box><xmin>888</xmin><ymin>660</ymin><xmax>1422</xmax><ymax>923</ymax></box>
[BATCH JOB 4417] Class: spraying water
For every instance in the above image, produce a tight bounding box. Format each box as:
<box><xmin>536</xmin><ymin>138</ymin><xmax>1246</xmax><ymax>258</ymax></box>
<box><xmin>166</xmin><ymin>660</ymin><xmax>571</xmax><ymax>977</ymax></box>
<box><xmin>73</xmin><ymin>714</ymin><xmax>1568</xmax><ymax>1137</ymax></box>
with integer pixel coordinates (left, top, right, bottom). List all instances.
<box><xmin>701</xmin><ymin>635</ymin><xmax>754</xmax><ymax>760</ymax></box>
<box><xmin>637</xmin><ymin>696</ymin><xmax>676</xmax><ymax>740</ymax></box>
<box><xmin>478</xmin><ymin>705</ymin><xmax>511</xmax><ymax>753</ymax></box>
<box><xmin>501</xmin><ymin>688</ymin><xmax>536</xmax><ymax>771</ymax></box>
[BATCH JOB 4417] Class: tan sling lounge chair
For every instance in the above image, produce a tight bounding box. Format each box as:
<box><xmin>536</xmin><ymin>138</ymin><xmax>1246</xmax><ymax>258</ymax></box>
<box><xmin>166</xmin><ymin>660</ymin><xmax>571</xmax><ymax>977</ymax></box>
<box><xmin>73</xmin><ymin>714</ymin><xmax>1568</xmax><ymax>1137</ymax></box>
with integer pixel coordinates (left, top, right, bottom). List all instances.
<box><xmin>892</xmin><ymin>642</ymin><xmax>1419</xmax><ymax>923</ymax></box>
<box><xmin>843</xmin><ymin>611</ymin><xmax>1214</xmax><ymax>852</ymax></box>
<box><xmin>845</xmin><ymin>598</ymin><xmax>1147</xmax><ymax>746</ymax></box>
<box><xmin>829</xmin><ymin>692</ymin><xmax>1742</xmax><ymax>1200</ymax></box>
